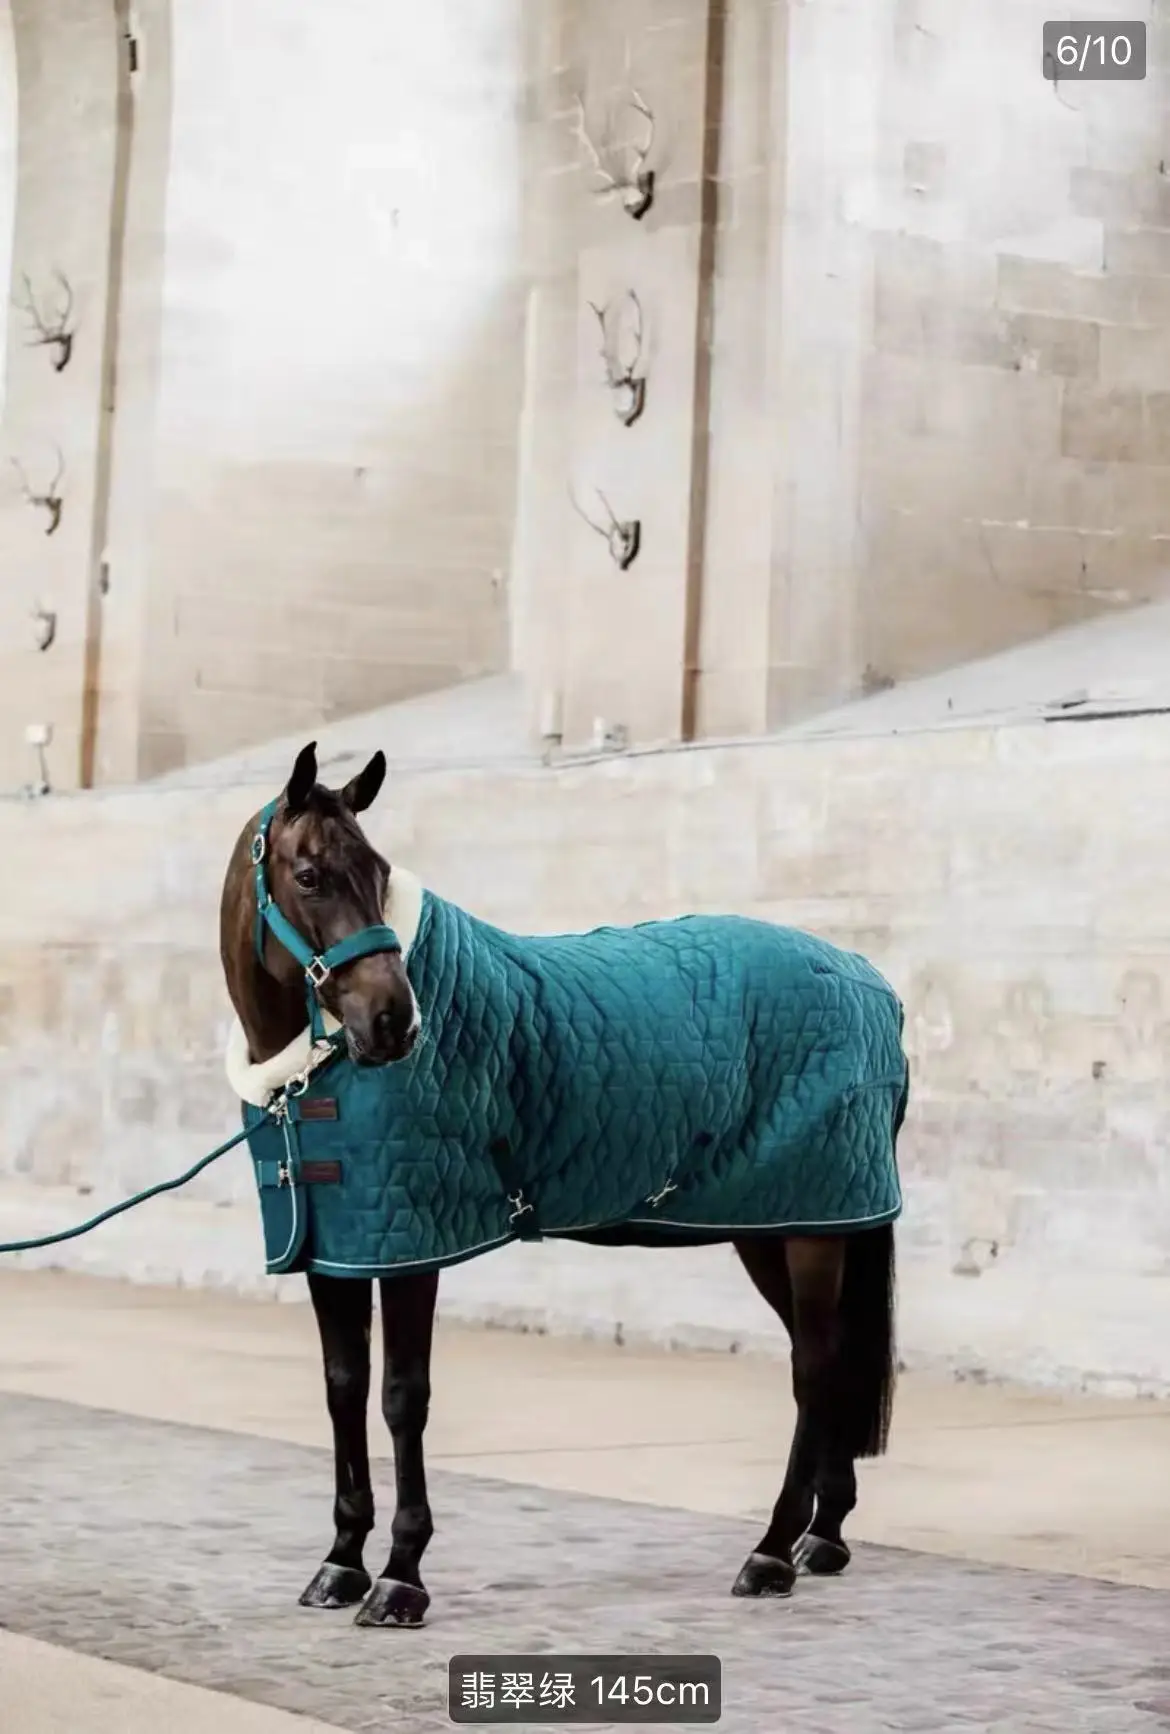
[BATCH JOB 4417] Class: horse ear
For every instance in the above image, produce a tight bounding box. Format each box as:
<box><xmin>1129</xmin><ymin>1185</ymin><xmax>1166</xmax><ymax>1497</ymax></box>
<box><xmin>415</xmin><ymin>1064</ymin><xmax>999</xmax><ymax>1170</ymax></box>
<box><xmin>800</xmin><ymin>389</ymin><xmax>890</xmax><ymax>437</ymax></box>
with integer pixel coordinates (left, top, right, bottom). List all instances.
<box><xmin>341</xmin><ymin>750</ymin><xmax>386</xmax><ymax>815</ymax></box>
<box><xmin>285</xmin><ymin>741</ymin><xmax>318</xmax><ymax>814</ymax></box>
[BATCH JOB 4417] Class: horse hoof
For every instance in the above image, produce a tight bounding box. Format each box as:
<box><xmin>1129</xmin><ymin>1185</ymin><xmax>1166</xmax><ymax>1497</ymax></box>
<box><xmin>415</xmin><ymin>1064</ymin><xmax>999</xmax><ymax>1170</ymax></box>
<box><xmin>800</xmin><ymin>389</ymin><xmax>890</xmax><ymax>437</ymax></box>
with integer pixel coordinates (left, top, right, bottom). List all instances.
<box><xmin>299</xmin><ymin>1562</ymin><xmax>372</xmax><ymax>1609</ymax></box>
<box><xmin>794</xmin><ymin>1532</ymin><xmax>851</xmax><ymax>1576</ymax></box>
<box><xmin>731</xmin><ymin>1551</ymin><xmax>796</xmax><ymax>1599</ymax></box>
<box><xmin>354</xmin><ymin>1577</ymin><xmax>430</xmax><ymax>1628</ymax></box>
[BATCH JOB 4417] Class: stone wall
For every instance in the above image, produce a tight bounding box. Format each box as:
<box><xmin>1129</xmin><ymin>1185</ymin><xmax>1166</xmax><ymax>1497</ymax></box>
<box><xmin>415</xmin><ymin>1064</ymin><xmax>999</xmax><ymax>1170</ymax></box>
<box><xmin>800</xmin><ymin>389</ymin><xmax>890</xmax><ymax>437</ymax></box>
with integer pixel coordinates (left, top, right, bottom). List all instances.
<box><xmin>132</xmin><ymin>0</ymin><xmax>526</xmax><ymax>779</ymax></box>
<box><xmin>515</xmin><ymin>0</ymin><xmax>1170</xmax><ymax>747</ymax></box>
<box><xmin>0</xmin><ymin>3</ymin><xmax>14</xmax><ymax>422</ymax></box>
<box><xmin>0</xmin><ymin>0</ymin><xmax>126</xmax><ymax>794</ymax></box>
<box><xmin>3</xmin><ymin>668</ymin><xmax>1170</xmax><ymax>1393</ymax></box>
<box><xmin>6</xmin><ymin>0</ymin><xmax>1170</xmax><ymax>784</ymax></box>
<box><xmin>0</xmin><ymin>0</ymin><xmax>526</xmax><ymax>790</ymax></box>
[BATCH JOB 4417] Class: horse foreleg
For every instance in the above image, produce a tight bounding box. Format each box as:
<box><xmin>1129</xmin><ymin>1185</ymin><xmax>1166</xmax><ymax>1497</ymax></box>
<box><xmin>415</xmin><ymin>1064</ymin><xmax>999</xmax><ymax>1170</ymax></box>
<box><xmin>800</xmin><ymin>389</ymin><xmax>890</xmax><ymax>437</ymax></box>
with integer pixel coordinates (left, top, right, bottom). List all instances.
<box><xmin>355</xmin><ymin>1269</ymin><xmax>439</xmax><ymax>1628</ymax></box>
<box><xmin>732</xmin><ymin>1235</ymin><xmax>847</xmax><ymax>1598</ymax></box>
<box><xmin>299</xmin><ymin>1271</ymin><xmax>376</xmax><ymax>1608</ymax></box>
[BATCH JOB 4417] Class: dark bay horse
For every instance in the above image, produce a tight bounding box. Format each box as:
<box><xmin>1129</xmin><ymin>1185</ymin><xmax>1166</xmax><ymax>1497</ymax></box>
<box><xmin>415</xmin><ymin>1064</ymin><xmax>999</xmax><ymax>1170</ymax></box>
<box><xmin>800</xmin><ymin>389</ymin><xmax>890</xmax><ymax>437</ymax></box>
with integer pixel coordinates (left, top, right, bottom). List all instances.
<box><xmin>219</xmin><ymin>742</ymin><xmax>907</xmax><ymax>1627</ymax></box>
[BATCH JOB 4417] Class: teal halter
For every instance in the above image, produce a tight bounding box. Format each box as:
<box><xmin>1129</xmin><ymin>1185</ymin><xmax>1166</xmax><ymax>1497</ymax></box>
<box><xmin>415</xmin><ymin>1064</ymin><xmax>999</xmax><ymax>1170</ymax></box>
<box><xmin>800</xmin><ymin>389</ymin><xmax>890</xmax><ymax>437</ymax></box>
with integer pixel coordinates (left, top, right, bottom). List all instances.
<box><xmin>250</xmin><ymin>797</ymin><xmax>402</xmax><ymax>1041</ymax></box>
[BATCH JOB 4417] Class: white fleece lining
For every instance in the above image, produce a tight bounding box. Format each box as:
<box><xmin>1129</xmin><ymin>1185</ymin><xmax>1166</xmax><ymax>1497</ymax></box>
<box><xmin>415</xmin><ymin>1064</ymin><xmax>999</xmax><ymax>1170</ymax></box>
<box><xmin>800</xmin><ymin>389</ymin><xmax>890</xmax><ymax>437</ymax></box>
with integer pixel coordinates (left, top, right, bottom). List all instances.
<box><xmin>225</xmin><ymin>865</ymin><xmax>424</xmax><ymax>1108</ymax></box>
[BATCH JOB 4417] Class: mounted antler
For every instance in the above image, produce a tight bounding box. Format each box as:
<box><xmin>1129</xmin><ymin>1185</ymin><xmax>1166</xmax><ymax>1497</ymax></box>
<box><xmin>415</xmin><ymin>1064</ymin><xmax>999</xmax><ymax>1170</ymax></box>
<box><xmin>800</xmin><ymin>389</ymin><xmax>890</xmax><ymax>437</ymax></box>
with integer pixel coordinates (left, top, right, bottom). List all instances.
<box><xmin>14</xmin><ymin>269</ymin><xmax>75</xmax><ymax>372</ymax></box>
<box><xmin>626</xmin><ymin>90</ymin><xmax>656</xmax><ymax>213</ymax></box>
<box><xmin>10</xmin><ymin>443</ymin><xmax>65</xmax><ymax>536</ymax></box>
<box><xmin>586</xmin><ymin>291</ymin><xmax>646</xmax><ymax>427</ymax></box>
<box><xmin>31</xmin><ymin>600</ymin><xmax>57</xmax><ymax>653</ymax></box>
<box><xmin>569</xmin><ymin>482</ymin><xmax>641</xmax><ymax>571</ymax></box>
<box><xmin>571</xmin><ymin>89</ymin><xmax>657</xmax><ymax>221</ymax></box>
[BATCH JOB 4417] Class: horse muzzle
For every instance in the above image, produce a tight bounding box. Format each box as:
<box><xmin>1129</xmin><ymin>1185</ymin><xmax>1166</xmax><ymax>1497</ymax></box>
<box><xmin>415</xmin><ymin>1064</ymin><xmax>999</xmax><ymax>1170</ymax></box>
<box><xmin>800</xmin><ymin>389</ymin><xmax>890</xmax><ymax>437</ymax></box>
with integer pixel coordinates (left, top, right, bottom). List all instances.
<box><xmin>345</xmin><ymin>1011</ymin><xmax>420</xmax><ymax>1068</ymax></box>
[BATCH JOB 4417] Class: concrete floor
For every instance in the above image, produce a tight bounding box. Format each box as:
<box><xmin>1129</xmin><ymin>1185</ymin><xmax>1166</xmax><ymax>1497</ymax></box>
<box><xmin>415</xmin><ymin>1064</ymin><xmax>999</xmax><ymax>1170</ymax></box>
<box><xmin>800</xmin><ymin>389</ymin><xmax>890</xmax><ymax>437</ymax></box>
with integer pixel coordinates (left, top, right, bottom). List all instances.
<box><xmin>2</xmin><ymin>1268</ymin><xmax>1169</xmax><ymax>1731</ymax></box>
<box><xmin>2</xmin><ymin>1631</ymin><xmax>347</xmax><ymax>1734</ymax></box>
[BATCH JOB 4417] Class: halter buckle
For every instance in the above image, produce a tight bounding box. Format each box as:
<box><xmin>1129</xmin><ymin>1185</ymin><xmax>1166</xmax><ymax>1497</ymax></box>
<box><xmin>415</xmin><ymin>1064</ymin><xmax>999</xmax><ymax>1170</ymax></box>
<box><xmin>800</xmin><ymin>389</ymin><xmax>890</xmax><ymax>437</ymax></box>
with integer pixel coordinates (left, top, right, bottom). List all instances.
<box><xmin>250</xmin><ymin>832</ymin><xmax>267</xmax><ymax>866</ymax></box>
<box><xmin>305</xmin><ymin>956</ymin><xmax>331</xmax><ymax>990</ymax></box>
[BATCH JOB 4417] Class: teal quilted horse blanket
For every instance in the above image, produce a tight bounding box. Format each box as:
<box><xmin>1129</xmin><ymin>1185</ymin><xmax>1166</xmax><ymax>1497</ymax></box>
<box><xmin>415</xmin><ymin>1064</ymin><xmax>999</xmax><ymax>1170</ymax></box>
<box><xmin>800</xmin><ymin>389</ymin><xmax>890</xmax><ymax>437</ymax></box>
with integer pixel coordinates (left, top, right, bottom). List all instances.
<box><xmin>231</xmin><ymin>882</ymin><xmax>908</xmax><ymax>1278</ymax></box>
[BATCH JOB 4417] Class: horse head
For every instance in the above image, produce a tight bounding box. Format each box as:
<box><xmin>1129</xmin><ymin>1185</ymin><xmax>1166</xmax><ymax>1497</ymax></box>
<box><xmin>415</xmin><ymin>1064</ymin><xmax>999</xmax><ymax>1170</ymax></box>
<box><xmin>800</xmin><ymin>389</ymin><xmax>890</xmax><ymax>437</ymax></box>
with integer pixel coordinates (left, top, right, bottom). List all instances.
<box><xmin>220</xmin><ymin>741</ymin><xmax>420</xmax><ymax>1069</ymax></box>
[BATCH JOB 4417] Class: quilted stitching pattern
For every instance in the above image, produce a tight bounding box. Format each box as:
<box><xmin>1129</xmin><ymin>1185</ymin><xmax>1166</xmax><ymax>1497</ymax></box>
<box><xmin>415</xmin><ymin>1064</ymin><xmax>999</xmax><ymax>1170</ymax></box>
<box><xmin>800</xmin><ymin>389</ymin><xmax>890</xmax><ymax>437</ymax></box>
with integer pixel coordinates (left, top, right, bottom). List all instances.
<box><xmin>245</xmin><ymin>895</ymin><xmax>908</xmax><ymax>1277</ymax></box>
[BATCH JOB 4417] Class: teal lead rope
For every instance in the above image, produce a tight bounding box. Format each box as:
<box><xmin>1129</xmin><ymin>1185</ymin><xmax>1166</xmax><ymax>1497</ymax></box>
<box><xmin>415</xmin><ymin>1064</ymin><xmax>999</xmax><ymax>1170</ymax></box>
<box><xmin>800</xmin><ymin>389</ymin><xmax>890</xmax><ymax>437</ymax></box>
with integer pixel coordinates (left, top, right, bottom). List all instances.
<box><xmin>0</xmin><ymin>1122</ymin><xmax>261</xmax><ymax>1256</ymax></box>
<box><xmin>0</xmin><ymin>1042</ymin><xmax>347</xmax><ymax>1258</ymax></box>
<box><xmin>0</xmin><ymin>790</ymin><xmax>397</xmax><ymax>1259</ymax></box>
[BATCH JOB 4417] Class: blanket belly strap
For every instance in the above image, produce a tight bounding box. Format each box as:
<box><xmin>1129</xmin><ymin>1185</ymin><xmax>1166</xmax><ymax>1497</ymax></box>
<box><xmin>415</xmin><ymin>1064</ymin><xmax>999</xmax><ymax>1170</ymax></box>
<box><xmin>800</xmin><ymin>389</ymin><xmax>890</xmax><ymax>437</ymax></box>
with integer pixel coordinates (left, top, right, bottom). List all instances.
<box><xmin>487</xmin><ymin>1137</ymin><xmax>543</xmax><ymax>1241</ymax></box>
<box><xmin>638</xmin><ymin>1129</ymin><xmax>716</xmax><ymax>1213</ymax></box>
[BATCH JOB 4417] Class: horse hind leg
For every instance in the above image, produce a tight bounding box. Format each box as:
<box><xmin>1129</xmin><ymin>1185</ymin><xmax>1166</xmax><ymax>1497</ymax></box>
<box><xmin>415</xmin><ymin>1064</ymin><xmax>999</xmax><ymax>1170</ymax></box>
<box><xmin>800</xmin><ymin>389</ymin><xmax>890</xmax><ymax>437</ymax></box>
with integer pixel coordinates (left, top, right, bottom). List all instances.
<box><xmin>299</xmin><ymin>1271</ymin><xmax>376</xmax><ymax>1609</ymax></box>
<box><xmin>797</xmin><ymin>1219</ymin><xmax>897</xmax><ymax>1573</ymax></box>
<box><xmin>733</xmin><ymin>1237</ymin><xmax>852</xmax><ymax>1578</ymax></box>
<box><xmin>793</xmin><ymin>1450</ymin><xmax>856</xmax><ymax>1576</ymax></box>
<box><xmin>735</xmin><ymin>1221</ymin><xmax>897</xmax><ymax>1588</ymax></box>
<box><xmin>731</xmin><ymin>1235</ymin><xmax>848</xmax><ymax>1598</ymax></box>
<box><xmin>799</xmin><ymin>1090</ymin><xmax>903</xmax><ymax>1571</ymax></box>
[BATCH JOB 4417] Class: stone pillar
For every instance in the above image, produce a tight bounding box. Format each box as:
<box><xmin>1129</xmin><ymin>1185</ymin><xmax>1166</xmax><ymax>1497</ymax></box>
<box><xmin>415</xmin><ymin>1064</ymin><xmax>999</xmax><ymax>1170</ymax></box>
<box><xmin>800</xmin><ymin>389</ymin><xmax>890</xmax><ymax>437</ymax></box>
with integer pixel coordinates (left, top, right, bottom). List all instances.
<box><xmin>91</xmin><ymin>0</ymin><xmax>172</xmax><ymax>787</ymax></box>
<box><xmin>515</xmin><ymin>0</ymin><xmax>724</xmax><ymax>753</ymax></box>
<box><xmin>0</xmin><ymin>0</ymin><xmax>125</xmax><ymax>791</ymax></box>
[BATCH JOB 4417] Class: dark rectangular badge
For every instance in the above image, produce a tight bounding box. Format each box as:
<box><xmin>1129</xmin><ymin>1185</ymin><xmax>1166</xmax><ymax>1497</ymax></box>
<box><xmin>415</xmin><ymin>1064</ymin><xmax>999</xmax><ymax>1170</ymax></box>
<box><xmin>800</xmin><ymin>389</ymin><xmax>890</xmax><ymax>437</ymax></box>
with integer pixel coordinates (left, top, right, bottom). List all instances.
<box><xmin>299</xmin><ymin>1161</ymin><xmax>341</xmax><ymax>1185</ymax></box>
<box><xmin>298</xmin><ymin>1097</ymin><xmax>338</xmax><ymax>1122</ymax></box>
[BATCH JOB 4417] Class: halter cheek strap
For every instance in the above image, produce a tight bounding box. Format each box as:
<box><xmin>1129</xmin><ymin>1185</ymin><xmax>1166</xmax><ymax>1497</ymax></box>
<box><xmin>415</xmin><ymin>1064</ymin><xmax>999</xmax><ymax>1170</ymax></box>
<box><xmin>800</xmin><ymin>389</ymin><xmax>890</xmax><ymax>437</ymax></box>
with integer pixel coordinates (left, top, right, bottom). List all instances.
<box><xmin>250</xmin><ymin>797</ymin><xmax>402</xmax><ymax>1041</ymax></box>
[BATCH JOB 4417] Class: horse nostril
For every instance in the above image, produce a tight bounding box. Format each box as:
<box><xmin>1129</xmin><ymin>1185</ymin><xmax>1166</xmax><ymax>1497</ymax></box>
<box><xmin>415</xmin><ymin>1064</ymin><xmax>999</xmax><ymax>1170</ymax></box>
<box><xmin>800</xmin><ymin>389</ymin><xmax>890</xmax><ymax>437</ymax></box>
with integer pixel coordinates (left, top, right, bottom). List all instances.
<box><xmin>372</xmin><ymin>1007</ymin><xmax>407</xmax><ymax>1049</ymax></box>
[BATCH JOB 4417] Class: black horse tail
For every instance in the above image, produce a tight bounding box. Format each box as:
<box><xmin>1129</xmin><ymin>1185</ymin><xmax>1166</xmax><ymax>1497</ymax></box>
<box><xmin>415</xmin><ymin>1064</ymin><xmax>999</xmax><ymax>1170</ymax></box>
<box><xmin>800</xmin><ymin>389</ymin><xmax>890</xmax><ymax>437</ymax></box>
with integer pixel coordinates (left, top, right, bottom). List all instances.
<box><xmin>837</xmin><ymin>1069</ymin><xmax>907</xmax><ymax>1460</ymax></box>
<box><xmin>837</xmin><ymin>1220</ymin><xmax>897</xmax><ymax>1459</ymax></box>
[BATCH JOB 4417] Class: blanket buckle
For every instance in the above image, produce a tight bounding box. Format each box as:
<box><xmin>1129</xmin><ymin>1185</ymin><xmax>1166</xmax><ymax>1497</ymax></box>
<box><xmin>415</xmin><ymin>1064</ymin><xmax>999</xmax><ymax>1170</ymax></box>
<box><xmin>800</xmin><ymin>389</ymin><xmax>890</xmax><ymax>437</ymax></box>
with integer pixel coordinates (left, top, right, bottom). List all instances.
<box><xmin>646</xmin><ymin>1179</ymin><xmax>678</xmax><ymax>1208</ymax></box>
<box><xmin>508</xmin><ymin>1190</ymin><xmax>533</xmax><ymax>1223</ymax></box>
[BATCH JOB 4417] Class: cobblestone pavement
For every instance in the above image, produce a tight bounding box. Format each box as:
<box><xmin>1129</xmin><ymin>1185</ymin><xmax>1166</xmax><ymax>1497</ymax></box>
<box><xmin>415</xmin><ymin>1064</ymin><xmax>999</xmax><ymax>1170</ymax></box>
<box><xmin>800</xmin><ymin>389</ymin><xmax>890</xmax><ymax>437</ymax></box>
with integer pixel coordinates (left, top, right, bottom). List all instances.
<box><xmin>2</xmin><ymin>1393</ymin><xmax>1169</xmax><ymax>1734</ymax></box>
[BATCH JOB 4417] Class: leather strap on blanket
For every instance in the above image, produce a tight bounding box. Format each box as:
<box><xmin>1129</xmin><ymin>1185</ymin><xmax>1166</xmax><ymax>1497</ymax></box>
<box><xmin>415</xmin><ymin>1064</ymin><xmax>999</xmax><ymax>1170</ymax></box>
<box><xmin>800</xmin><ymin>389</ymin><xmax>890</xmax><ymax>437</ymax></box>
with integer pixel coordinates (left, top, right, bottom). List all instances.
<box><xmin>254</xmin><ymin>1158</ymin><xmax>342</xmax><ymax>1189</ymax></box>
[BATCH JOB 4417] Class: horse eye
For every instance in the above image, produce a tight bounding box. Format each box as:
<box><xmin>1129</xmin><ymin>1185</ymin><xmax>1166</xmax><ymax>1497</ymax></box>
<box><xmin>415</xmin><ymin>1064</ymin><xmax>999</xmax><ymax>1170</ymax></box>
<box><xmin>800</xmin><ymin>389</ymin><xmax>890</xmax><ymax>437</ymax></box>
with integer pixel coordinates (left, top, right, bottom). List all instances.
<box><xmin>293</xmin><ymin>865</ymin><xmax>319</xmax><ymax>893</ymax></box>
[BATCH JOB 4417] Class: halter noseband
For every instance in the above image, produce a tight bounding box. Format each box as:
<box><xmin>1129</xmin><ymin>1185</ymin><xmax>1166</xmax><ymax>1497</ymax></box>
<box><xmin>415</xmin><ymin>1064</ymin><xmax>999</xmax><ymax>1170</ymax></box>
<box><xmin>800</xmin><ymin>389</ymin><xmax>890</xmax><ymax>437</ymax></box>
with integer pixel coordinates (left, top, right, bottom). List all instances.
<box><xmin>250</xmin><ymin>796</ymin><xmax>402</xmax><ymax>1040</ymax></box>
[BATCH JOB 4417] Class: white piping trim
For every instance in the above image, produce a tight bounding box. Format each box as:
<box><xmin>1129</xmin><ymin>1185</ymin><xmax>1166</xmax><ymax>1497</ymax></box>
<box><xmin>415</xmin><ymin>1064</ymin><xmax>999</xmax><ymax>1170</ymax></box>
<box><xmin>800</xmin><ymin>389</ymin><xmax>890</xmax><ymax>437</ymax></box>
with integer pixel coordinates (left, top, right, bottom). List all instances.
<box><xmin>226</xmin><ymin>865</ymin><xmax>425</xmax><ymax>1108</ymax></box>
<box><xmin>613</xmin><ymin>1204</ymin><xmax>901</xmax><ymax>1233</ymax></box>
<box><xmin>535</xmin><ymin>1195</ymin><xmax>902</xmax><ymax>1239</ymax></box>
<box><xmin>302</xmin><ymin>1207</ymin><xmax>903</xmax><ymax>1277</ymax></box>
<box><xmin>268</xmin><ymin>1117</ymin><xmax>303</xmax><ymax>1270</ymax></box>
<box><xmin>307</xmin><ymin>1229</ymin><xmax>516</xmax><ymax>1276</ymax></box>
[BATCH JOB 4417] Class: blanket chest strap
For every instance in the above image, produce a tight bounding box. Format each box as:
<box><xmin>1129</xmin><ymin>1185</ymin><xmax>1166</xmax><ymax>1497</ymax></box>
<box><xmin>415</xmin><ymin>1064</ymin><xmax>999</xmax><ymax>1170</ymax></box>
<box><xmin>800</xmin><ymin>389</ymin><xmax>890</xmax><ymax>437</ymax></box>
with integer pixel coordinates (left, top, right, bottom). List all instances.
<box><xmin>255</xmin><ymin>1157</ymin><xmax>343</xmax><ymax>1190</ymax></box>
